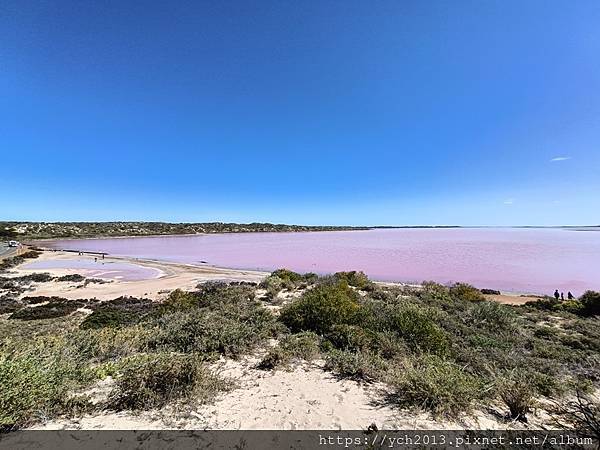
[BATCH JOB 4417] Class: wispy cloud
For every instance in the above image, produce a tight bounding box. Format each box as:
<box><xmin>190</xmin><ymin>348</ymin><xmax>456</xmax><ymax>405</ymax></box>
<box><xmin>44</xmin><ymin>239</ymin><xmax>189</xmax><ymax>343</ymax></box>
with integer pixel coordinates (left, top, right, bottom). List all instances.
<box><xmin>550</xmin><ymin>156</ymin><xmax>571</xmax><ymax>162</ymax></box>
<box><xmin>503</xmin><ymin>198</ymin><xmax>514</xmax><ymax>205</ymax></box>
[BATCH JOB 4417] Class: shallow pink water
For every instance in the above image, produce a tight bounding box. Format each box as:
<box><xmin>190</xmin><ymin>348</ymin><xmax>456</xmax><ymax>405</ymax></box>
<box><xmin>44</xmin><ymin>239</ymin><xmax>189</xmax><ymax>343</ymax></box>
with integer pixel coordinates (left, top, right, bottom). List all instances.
<box><xmin>23</xmin><ymin>258</ymin><xmax>162</xmax><ymax>281</ymax></box>
<box><xmin>42</xmin><ymin>228</ymin><xmax>600</xmax><ymax>295</ymax></box>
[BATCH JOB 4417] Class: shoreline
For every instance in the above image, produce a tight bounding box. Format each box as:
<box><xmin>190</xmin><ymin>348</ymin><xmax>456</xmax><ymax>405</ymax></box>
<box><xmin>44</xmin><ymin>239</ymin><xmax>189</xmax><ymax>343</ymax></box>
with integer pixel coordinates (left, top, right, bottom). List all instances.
<box><xmin>20</xmin><ymin>224</ymin><xmax>600</xmax><ymax>243</ymax></box>
<box><xmin>11</xmin><ymin>250</ymin><xmax>544</xmax><ymax>305</ymax></box>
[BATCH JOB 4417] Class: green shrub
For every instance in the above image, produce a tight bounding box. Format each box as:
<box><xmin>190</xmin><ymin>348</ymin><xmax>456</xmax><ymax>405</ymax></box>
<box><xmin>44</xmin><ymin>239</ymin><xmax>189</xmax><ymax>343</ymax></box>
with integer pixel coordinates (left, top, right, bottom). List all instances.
<box><xmin>21</xmin><ymin>273</ymin><xmax>54</xmax><ymax>283</ymax></box>
<box><xmin>270</xmin><ymin>269</ymin><xmax>306</xmax><ymax>285</ymax></box>
<box><xmin>0</xmin><ymin>296</ymin><xmax>20</xmax><ymax>315</ymax></box>
<box><xmin>159</xmin><ymin>289</ymin><xmax>200</xmax><ymax>312</ymax></box>
<box><xmin>260</xmin><ymin>269</ymin><xmax>318</xmax><ymax>298</ymax></box>
<box><xmin>0</xmin><ymin>341</ymin><xmax>88</xmax><ymax>428</ymax></box>
<box><xmin>279</xmin><ymin>281</ymin><xmax>360</xmax><ymax>334</ymax></box>
<box><xmin>449</xmin><ymin>283</ymin><xmax>485</xmax><ymax>302</ymax></box>
<box><xmin>80</xmin><ymin>308</ymin><xmax>138</xmax><ymax>330</ymax></box>
<box><xmin>561</xmin><ymin>300</ymin><xmax>585</xmax><ymax>314</ymax></box>
<box><xmin>533</xmin><ymin>326</ymin><xmax>558</xmax><ymax>339</ymax></box>
<box><xmin>9</xmin><ymin>301</ymin><xmax>80</xmax><ymax>321</ymax></box>
<box><xmin>369</xmin><ymin>331</ymin><xmax>410</xmax><ymax>359</ymax></box>
<box><xmin>72</xmin><ymin>326</ymin><xmax>153</xmax><ymax>362</ymax></box>
<box><xmin>324</xmin><ymin>349</ymin><xmax>389</xmax><ymax>381</ymax></box>
<box><xmin>326</xmin><ymin>324</ymin><xmax>371</xmax><ymax>351</ymax></box>
<box><xmin>420</xmin><ymin>282</ymin><xmax>452</xmax><ymax>303</ymax></box>
<box><xmin>498</xmin><ymin>375</ymin><xmax>535</xmax><ymax>421</ymax></box>
<box><xmin>21</xmin><ymin>250</ymin><xmax>41</xmax><ymax>259</ymax></box>
<box><xmin>56</xmin><ymin>274</ymin><xmax>86</xmax><ymax>282</ymax></box>
<box><xmin>390</xmin><ymin>355</ymin><xmax>483</xmax><ymax>416</ymax></box>
<box><xmin>108</xmin><ymin>353</ymin><xmax>227</xmax><ymax>410</ymax></box>
<box><xmin>389</xmin><ymin>304</ymin><xmax>449</xmax><ymax>355</ymax></box>
<box><xmin>333</xmin><ymin>271</ymin><xmax>374</xmax><ymax>290</ymax></box>
<box><xmin>258</xmin><ymin>332</ymin><xmax>321</xmax><ymax>370</ymax></box>
<box><xmin>466</xmin><ymin>301</ymin><xmax>517</xmax><ymax>331</ymax></box>
<box><xmin>580</xmin><ymin>291</ymin><xmax>600</xmax><ymax>316</ymax></box>
<box><xmin>261</xmin><ymin>276</ymin><xmax>285</xmax><ymax>300</ymax></box>
<box><xmin>480</xmin><ymin>289</ymin><xmax>501</xmax><ymax>295</ymax></box>
<box><xmin>194</xmin><ymin>282</ymin><xmax>256</xmax><ymax>308</ymax></box>
<box><xmin>149</xmin><ymin>302</ymin><xmax>277</xmax><ymax>357</ymax></box>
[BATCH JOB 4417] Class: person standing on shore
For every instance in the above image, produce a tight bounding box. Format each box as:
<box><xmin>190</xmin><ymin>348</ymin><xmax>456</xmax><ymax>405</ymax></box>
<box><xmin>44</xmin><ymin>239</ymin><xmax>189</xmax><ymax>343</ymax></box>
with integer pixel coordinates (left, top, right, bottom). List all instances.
<box><xmin>561</xmin><ymin>292</ymin><xmax>565</xmax><ymax>301</ymax></box>
<box><xmin>568</xmin><ymin>291</ymin><xmax>574</xmax><ymax>300</ymax></box>
<box><xmin>554</xmin><ymin>289</ymin><xmax>560</xmax><ymax>300</ymax></box>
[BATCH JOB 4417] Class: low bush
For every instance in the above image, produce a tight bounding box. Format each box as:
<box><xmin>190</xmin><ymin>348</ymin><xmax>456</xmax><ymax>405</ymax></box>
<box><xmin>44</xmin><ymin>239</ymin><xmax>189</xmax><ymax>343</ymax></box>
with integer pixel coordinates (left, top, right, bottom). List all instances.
<box><xmin>20</xmin><ymin>273</ymin><xmax>54</xmax><ymax>283</ymax></box>
<box><xmin>332</xmin><ymin>271</ymin><xmax>374</xmax><ymax>291</ymax></box>
<box><xmin>258</xmin><ymin>332</ymin><xmax>321</xmax><ymax>369</ymax></box>
<box><xmin>259</xmin><ymin>269</ymin><xmax>318</xmax><ymax>298</ymax></box>
<box><xmin>326</xmin><ymin>324</ymin><xmax>372</xmax><ymax>351</ymax></box>
<box><xmin>21</xmin><ymin>250</ymin><xmax>41</xmax><ymax>259</ymax></box>
<box><xmin>0</xmin><ymin>296</ymin><xmax>20</xmax><ymax>315</ymax></box>
<box><xmin>159</xmin><ymin>289</ymin><xmax>200</xmax><ymax>312</ymax></box>
<box><xmin>498</xmin><ymin>375</ymin><xmax>535</xmax><ymax>422</ymax></box>
<box><xmin>390</xmin><ymin>355</ymin><xmax>483</xmax><ymax>416</ymax></box>
<box><xmin>9</xmin><ymin>300</ymin><xmax>81</xmax><ymax>321</ymax></box>
<box><xmin>80</xmin><ymin>308</ymin><xmax>138</xmax><ymax>330</ymax></box>
<box><xmin>449</xmin><ymin>283</ymin><xmax>485</xmax><ymax>303</ymax></box>
<box><xmin>0</xmin><ymin>341</ymin><xmax>88</xmax><ymax>429</ymax></box>
<box><xmin>466</xmin><ymin>301</ymin><xmax>517</xmax><ymax>331</ymax></box>
<box><xmin>57</xmin><ymin>274</ymin><xmax>86</xmax><ymax>282</ymax></box>
<box><xmin>73</xmin><ymin>326</ymin><xmax>153</xmax><ymax>362</ymax></box>
<box><xmin>149</xmin><ymin>302</ymin><xmax>277</xmax><ymax>357</ymax></box>
<box><xmin>580</xmin><ymin>291</ymin><xmax>600</xmax><ymax>317</ymax></box>
<box><xmin>324</xmin><ymin>349</ymin><xmax>389</xmax><ymax>381</ymax></box>
<box><xmin>108</xmin><ymin>353</ymin><xmax>227</xmax><ymax>410</ymax></box>
<box><xmin>480</xmin><ymin>289</ymin><xmax>501</xmax><ymax>295</ymax></box>
<box><xmin>279</xmin><ymin>281</ymin><xmax>360</xmax><ymax>334</ymax></box>
<box><xmin>388</xmin><ymin>304</ymin><xmax>449</xmax><ymax>355</ymax></box>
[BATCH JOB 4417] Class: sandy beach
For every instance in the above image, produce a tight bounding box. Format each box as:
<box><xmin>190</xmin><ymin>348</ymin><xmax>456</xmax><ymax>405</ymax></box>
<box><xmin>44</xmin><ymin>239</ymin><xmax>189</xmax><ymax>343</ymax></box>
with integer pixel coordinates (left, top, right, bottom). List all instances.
<box><xmin>10</xmin><ymin>250</ymin><xmax>268</xmax><ymax>301</ymax></box>
<box><xmin>11</xmin><ymin>249</ymin><xmax>539</xmax><ymax>305</ymax></box>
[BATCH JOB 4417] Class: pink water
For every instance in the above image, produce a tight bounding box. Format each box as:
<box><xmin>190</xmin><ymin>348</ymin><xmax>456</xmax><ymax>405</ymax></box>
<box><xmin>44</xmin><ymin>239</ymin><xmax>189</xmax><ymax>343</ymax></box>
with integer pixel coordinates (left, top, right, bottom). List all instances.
<box><xmin>23</xmin><ymin>258</ymin><xmax>163</xmax><ymax>281</ymax></box>
<box><xmin>41</xmin><ymin>228</ymin><xmax>600</xmax><ymax>295</ymax></box>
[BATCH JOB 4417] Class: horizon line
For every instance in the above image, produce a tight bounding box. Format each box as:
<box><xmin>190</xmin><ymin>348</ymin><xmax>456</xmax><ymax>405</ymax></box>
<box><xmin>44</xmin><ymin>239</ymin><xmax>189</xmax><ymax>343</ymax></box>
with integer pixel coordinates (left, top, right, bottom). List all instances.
<box><xmin>2</xmin><ymin>220</ymin><xmax>599</xmax><ymax>229</ymax></box>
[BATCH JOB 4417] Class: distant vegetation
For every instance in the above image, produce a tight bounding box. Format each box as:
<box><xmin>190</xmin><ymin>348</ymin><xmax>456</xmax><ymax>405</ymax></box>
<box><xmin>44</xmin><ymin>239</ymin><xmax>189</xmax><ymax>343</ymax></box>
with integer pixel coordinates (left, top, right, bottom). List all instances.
<box><xmin>0</xmin><ymin>268</ymin><xmax>598</xmax><ymax>432</ymax></box>
<box><xmin>0</xmin><ymin>221</ymin><xmax>376</xmax><ymax>240</ymax></box>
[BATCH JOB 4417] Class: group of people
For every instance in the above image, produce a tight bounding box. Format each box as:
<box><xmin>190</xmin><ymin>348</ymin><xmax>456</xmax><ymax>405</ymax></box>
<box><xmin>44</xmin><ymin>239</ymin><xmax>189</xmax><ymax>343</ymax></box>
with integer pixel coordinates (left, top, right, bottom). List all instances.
<box><xmin>554</xmin><ymin>289</ymin><xmax>574</xmax><ymax>301</ymax></box>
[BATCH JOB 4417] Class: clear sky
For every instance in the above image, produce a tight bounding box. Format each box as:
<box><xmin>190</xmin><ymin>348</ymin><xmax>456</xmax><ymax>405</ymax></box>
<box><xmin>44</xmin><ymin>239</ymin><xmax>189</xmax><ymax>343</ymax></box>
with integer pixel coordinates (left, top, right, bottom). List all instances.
<box><xmin>1</xmin><ymin>1</ymin><xmax>599</xmax><ymax>226</ymax></box>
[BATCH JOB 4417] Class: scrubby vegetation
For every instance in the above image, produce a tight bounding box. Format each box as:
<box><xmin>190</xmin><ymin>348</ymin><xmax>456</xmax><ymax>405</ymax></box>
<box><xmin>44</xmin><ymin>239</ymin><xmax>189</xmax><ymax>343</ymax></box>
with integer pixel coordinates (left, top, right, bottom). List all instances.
<box><xmin>0</xmin><ymin>250</ymin><xmax>41</xmax><ymax>272</ymax></box>
<box><xmin>108</xmin><ymin>353</ymin><xmax>228</xmax><ymax>410</ymax></box>
<box><xmin>0</xmin><ymin>267</ymin><xmax>598</xmax><ymax>431</ymax></box>
<box><xmin>0</xmin><ymin>221</ymin><xmax>372</xmax><ymax>239</ymax></box>
<box><xmin>259</xmin><ymin>269</ymin><xmax>317</xmax><ymax>300</ymax></box>
<box><xmin>525</xmin><ymin>290</ymin><xmax>600</xmax><ymax>317</ymax></box>
<box><xmin>0</xmin><ymin>283</ymin><xmax>277</xmax><ymax>429</ymax></box>
<box><xmin>270</xmin><ymin>272</ymin><xmax>600</xmax><ymax>421</ymax></box>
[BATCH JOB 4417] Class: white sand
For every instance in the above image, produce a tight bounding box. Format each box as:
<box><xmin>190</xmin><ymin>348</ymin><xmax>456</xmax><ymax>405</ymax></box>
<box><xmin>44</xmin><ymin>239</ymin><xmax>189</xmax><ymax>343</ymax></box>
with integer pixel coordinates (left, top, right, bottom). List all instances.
<box><xmin>32</xmin><ymin>355</ymin><xmax>554</xmax><ymax>431</ymax></box>
<box><xmin>11</xmin><ymin>251</ymin><xmax>267</xmax><ymax>301</ymax></box>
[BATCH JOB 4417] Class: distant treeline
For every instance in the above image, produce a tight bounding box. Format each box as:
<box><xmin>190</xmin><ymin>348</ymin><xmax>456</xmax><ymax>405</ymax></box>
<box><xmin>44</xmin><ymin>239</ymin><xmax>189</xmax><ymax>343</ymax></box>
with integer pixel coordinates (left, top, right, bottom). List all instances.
<box><xmin>1</xmin><ymin>221</ymin><xmax>378</xmax><ymax>239</ymax></box>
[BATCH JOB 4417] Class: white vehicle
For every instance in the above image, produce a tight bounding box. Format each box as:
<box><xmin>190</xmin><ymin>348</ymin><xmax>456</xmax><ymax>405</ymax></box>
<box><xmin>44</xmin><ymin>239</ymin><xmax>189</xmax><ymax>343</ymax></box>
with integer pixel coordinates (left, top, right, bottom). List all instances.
<box><xmin>8</xmin><ymin>240</ymin><xmax>20</xmax><ymax>247</ymax></box>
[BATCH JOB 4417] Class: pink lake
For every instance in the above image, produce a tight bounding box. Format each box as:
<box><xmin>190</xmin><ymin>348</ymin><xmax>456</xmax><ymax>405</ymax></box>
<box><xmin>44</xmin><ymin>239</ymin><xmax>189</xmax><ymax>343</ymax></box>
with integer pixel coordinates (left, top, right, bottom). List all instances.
<box><xmin>40</xmin><ymin>228</ymin><xmax>600</xmax><ymax>295</ymax></box>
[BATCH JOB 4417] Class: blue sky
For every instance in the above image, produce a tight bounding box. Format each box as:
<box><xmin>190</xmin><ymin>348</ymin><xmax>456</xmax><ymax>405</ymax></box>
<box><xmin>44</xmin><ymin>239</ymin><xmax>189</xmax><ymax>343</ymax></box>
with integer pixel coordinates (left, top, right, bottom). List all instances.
<box><xmin>1</xmin><ymin>0</ymin><xmax>599</xmax><ymax>226</ymax></box>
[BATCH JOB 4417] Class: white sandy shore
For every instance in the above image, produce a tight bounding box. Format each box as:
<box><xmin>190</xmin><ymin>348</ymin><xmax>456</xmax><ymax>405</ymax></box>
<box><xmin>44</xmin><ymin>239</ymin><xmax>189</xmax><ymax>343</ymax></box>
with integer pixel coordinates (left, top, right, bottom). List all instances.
<box><xmin>11</xmin><ymin>250</ymin><xmax>268</xmax><ymax>301</ymax></box>
<box><xmin>11</xmin><ymin>250</ymin><xmax>539</xmax><ymax>304</ymax></box>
